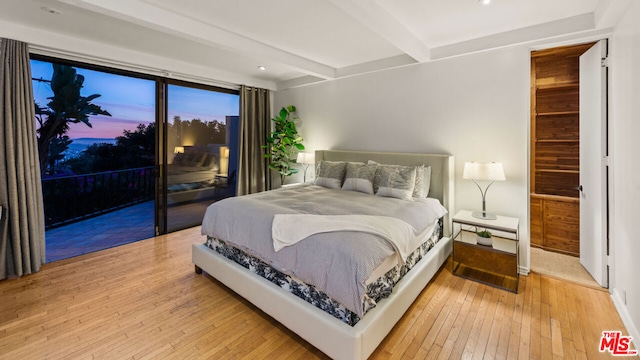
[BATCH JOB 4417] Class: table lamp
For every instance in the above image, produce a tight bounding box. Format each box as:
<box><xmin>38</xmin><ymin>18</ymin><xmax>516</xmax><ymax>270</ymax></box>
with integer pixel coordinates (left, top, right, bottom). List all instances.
<box><xmin>296</xmin><ymin>152</ymin><xmax>315</xmax><ymax>183</ymax></box>
<box><xmin>463</xmin><ymin>161</ymin><xmax>505</xmax><ymax>220</ymax></box>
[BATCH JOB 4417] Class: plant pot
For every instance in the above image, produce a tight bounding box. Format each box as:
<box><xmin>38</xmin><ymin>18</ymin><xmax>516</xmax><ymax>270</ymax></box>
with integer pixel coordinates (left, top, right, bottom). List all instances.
<box><xmin>476</xmin><ymin>235</ymin><xmax>493</xmax><ymax>246</ymax></box>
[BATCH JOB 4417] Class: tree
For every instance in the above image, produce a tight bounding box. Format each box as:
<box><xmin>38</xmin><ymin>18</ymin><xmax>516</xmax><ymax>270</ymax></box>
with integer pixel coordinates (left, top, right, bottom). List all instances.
<box><xmin>115</xmin><ymin>123</ymin><xmax>156</xmax><ymax>168</ymax></box>
<box><xmin>169</xmin><ymin>117</ymin><xmax>226</xmax><ymax>146</ymax></box>
<box><xmin>46</xmin><ymin>135</ymin><xmax>73</xmax><ymax>174</ymax></box>
<box><xmin>35</xmin><ymin>64</ymin><xmax>111</xmax><ymax>175</ymax></box>
<box><xmin>64</xmin><ymin>123</ymin><xmax>156</xmax><ymax>173</ymax></box>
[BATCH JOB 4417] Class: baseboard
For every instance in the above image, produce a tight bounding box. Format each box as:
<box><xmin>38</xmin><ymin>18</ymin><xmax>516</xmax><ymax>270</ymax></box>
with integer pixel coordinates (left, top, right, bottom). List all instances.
<box><xmin>611</xmin><ymin>287</ymin><xmax>640</xmax><ymax>354</ymax></box>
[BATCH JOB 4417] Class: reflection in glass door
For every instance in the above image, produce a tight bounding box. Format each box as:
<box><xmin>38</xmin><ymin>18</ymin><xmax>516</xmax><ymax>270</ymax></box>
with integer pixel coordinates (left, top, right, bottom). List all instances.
<box><xmin>165</xmin><ymin>83</ymin><xmax>239</xmax><ymax>231</ymax></box>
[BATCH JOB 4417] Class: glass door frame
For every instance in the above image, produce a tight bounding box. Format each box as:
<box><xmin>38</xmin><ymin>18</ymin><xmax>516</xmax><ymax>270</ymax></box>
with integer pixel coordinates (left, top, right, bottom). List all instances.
<box><xmin>158</xmin><ymin>79</ymin><xmax>239</xmax><ymax>234</ymax></box>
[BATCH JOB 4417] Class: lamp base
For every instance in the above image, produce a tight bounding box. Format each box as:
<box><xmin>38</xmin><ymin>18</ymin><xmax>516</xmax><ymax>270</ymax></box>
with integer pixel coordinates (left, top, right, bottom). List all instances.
<box><xmin>472</xmin><ymin>211</ymin><xmax>497</xmax><ymax>220</ymax></box>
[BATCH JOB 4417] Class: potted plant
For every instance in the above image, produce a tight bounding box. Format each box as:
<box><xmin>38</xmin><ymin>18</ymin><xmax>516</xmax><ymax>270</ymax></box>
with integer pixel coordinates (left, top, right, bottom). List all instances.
<box><xmin>476</xmin><ymin>229</ymin><xmax>493</xmax><ymax>246</ymax></box>
<box><xmin>264</xmin><ymin>105</ymin><xmax>305</xmax><ymax>186</ymax></box>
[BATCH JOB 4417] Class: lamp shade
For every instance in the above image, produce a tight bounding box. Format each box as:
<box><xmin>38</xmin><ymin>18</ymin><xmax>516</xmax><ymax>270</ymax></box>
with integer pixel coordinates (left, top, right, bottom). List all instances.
<box><xmin>463</xmin><ymin>162</ymin><xmax>506</xmax><ymax>181</ymax></box>
<box><xmin>296</xmin><ymin>152</ymin><xmax>315</xmax><ymax>165</ymax></box>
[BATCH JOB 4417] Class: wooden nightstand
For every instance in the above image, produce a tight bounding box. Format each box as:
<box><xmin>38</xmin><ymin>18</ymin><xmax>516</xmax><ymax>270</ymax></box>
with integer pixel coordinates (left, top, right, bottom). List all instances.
<box><xmin>451</xmin><ymin>210</ymin><xmax>520</xmax><ymax>293</ymax></box>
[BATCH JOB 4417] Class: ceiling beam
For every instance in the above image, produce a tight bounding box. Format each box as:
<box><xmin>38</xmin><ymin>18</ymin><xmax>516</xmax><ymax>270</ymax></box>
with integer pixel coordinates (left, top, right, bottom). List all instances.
<box><xmin>327</xmin><ymin>0</ymin><xmax>430</xmax><ymax>63</ymax></box>
<box><xmin>56</xmin><ymin>0</ymin><xmax>336</xmax><ymax>79</ymax></box>
<box><xmin>431</xmin><ymin>13</ymin><xmax>596</xmax><ymax>61</ymax></box>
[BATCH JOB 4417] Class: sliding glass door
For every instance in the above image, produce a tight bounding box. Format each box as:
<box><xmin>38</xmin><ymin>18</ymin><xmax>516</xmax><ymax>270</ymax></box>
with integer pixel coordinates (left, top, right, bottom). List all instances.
<box><xmin>32</xmin><ymin>56</ymin><xmax>240</xmax><ymax>261</ymax></box>
<box><xmin>32</xmin><ymin>57</ymin><xmax>156</xmax><ymax>262</ymax></box>
<box><xmin>164</xmin><ymin>82</ymin><xmax>239</xmax><ymax>232</ymax></box>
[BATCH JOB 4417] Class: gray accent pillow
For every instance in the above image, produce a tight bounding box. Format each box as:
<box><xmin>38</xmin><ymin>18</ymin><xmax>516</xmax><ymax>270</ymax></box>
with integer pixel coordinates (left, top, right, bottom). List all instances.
<box><xmin>369</xmin><ymin>161</ymin><xmax>431</xmax><ymax>198</ymax></box>
<box><xmin>342</xmin><ymin>163</ymin><xmax>378</xmax><ymax>194</ymax></box>
<box><xmin>374</xmin><ymin>165</ymin><xmax>417</xmax><ymax>201</ymax></box>
<box><xmin>314</xmin><ymin>161</ymin><xmax>347</xmax><ymax>189</ymax></box>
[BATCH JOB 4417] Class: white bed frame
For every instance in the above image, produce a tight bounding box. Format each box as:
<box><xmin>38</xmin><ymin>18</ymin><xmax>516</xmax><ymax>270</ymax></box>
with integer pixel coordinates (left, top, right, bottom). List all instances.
<box><xmin>192</xmin><ymin>150</ymin><xmax>455</xmax><ymax>360</ymax></box>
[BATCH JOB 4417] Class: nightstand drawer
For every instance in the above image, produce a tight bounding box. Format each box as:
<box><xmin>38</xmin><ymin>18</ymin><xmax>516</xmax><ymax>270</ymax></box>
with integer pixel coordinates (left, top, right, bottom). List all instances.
<box><xmin>453</xmin><ymin>241</ymin><xmax>517</xmax><ymax>277</ymax></box>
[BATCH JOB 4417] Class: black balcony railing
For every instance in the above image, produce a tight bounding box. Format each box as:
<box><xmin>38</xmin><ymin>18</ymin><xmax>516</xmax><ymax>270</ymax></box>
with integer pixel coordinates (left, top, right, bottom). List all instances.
<box><xmin>42</xmin><ymin>166</ymin><xmax>155</xmax><ymax>230</ymax></box>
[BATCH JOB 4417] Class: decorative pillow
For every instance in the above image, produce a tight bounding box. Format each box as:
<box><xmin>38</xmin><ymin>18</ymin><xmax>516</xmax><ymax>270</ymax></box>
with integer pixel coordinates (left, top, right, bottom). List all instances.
<box><xmin>203</xmin><ymin>154</ymin><xmax>219</xmax><ymax>171</ymax></box>
<box><xmin>413</xmin><ymin>166</ymin><xmax>432</xmax><ymax>198</ymax></box>
<box><xmin>182</xmin><ymin>150</ymin><xmax>207</xmax><ymax>167</ymax></box>
<box><xmin>172</xmin><ymin>152</ymin><xmax>185</xmax><ymax>165</ymax></box>
<box><xmin>374</xmin><ymin>165</ymin><xmax>417</xmax><ymax>201</ymax></box>
<box><xmin>342</xmin><ymin>163</ymin><xmax>378</xmax><ymax>194</ymax></box>
<box><xmin>193</xmin><ymin>152</ymin><xmax>208</xmax><ymax>167</ymax></box>
<box><xmin>314</xmin><ymin>161</ymin><xmax>347</xmax><ymax>189</ymax></box>
<box><xmin>369</xmin><ymin>161</ymin><xmax>431</xmax><ymax>198</ymax></box>
<box><xmin>413</xmin><ymin>165</ymin><xmax>425</xmax><ymax>198</ymax></box>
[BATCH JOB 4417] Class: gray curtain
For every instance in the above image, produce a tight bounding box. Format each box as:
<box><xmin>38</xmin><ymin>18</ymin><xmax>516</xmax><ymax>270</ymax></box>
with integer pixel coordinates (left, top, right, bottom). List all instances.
<box><xmin>237</xmin><ymin>85</ymin><xmax>271</xmax><ymax>195</ymax></box>
<box><xmin>0</xmin><ymin>38</ymin><xmax>46</xmax><ymax>280</ymax></box>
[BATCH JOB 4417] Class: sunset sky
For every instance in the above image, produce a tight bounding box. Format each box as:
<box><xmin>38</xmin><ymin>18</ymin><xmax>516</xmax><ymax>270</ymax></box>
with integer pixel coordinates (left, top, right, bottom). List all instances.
<box><xmin>31</xmin><ymin>59</ymin><xmax>239</xmax><ymax>139</ymax></box>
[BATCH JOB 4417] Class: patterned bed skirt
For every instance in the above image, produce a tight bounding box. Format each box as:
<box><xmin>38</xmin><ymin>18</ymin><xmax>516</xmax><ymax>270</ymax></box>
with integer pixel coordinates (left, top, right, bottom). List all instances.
<box><xmin>206</xmin><ymin>219</ymin><xmax>443</xmax><ymax>326</ymax></box>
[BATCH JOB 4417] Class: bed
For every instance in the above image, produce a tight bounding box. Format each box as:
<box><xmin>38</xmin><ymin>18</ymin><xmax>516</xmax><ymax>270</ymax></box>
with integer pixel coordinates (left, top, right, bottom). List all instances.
<box><xmin>192</xmin><ymin>150</ymin><xmax>454</xmax><ymax>359</ymax></box>
<box><xmin>168</xmin><ymin>147</ymin><xmax>219</xmax><ymax>186</ymax></box>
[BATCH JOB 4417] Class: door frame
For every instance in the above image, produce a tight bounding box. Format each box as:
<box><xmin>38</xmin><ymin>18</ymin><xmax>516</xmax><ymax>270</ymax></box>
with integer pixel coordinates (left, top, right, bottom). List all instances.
<box><xmin>527</xmin><ymin>39</ymin><xmax>613</xmax><ymax>292</ymax></box>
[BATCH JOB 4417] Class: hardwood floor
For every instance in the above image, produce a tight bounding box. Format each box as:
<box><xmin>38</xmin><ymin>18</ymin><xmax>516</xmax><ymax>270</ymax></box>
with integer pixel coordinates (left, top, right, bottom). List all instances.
<box><xmin>0</xmin><ymin>227</ymin><xmax>633</xmax><ymax>359</ymax></box>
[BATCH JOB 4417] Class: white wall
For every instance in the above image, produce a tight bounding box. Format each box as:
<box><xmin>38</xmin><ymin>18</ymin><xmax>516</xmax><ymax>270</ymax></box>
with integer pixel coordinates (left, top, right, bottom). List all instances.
<box><xmin>276</xmin><ymin>46</ymin><xmax>531</xmax><ymax>269</ymax></box>
<box><xmin>609</xmin><ymin>0</ymin><xmax>640</xmax><ymax>345</ymax></box>
<box><xmin>277</xmin><ymin>6</ymin><xmax>640</xmax><ymax>342</ymax></box>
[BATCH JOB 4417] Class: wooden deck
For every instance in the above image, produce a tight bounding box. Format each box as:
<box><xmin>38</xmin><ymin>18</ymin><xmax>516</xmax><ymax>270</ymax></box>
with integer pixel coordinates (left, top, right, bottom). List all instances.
<box><xmin>0</xmin><ymin>227</ymin><xmax>634</xmax><ymax>359</ymax></box>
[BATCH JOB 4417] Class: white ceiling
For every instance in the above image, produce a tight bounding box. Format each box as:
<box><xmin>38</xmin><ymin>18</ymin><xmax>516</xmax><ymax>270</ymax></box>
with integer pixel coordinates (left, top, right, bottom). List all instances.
<box><xmin>0</xmin><ymin>0</ymin><xmax>628</xmax><ymax>89</ymax></box>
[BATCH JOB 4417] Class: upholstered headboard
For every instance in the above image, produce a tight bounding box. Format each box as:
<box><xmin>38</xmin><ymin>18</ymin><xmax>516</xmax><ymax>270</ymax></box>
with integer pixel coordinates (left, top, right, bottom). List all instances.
<box><xmin>315</xmin><ymin>150</ymin><xmax>455</xmax><ymax>237</ymax></box>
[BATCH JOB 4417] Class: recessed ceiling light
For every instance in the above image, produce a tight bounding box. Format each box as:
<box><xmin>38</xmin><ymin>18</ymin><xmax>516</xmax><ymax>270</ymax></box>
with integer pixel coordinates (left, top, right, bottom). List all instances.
<box><xmin>258</xmin><ymin>66</ymin><xmax>267</xmax><ymax>71</ymax></box>
<box><xmin>41</xmin><ymin>6</ymin><xmax>62</xmax><ymax>15</ymax></box>
<box><xmin>479</xmin><ymin>0</ymin><xmax>490</xmax><ymax>4</ymax></box>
